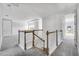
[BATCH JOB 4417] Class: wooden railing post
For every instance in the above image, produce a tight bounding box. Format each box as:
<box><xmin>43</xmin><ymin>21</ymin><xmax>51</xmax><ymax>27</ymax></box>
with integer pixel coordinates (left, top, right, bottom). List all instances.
<box><xmin>60</xmin><ymin>30</ymin><xmax>63</xmax><ymax>40</ymax></box>
<box><xmin>18</xmin><ymin>30</ymin><xmax>20</xmax><ymax>44</ymax></box>
<box><xmin>56</xmin><ymin>30</ymin><xmax>58</xmax><ymax>46</ymax></box>
<box><xmin>24</xmin><ymin>32</ymin><xmax>26</xmax><ymax>50</ymax></box>
<box><xmin>46</xmin><ymin>31</ymin><xmax>49</xmax><ymax>55</ymax></box>
<box><xmin>43</xmin><ymin>40</ymin><xmax>45</xmax><ymax>51</ymax></box>
<box><xmin>32</xmin><ymin>30</ymin><xmax>35</xmax><ymax>47</ymax></box>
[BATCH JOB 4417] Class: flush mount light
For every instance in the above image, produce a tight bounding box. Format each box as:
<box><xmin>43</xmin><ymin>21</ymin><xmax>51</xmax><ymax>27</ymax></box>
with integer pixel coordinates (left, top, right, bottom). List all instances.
<box><xmin>5</xmin><ymin>15</ymin><xmax>8</xmax><ymax>17</ymax></box>
<box><xmin>7</xmin><ymin>3</ymin><xmax>19</xmax><ymax>7</ymax></box>
<box><xmin>7</xmin><ymin>4</ymin><xmax>11</xmax><ymax>7</ymax></box>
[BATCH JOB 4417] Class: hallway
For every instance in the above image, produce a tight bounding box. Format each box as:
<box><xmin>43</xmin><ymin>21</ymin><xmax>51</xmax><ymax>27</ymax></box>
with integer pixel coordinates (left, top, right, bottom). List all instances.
<box><xmin>0</xmin><ymin>3</ymin><xmax>79</xmax><ymax>56</ymax></box>
<box><xmin>51</xmin><ymin>38</ymin><xmax>78</xmax><ymax>56</ymax></box>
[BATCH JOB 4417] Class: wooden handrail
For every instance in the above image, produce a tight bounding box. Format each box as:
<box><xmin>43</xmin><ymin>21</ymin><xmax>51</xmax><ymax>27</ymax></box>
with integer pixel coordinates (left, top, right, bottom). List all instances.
<box><xmin>18</xmin><ymin>30</ymin><xmax>33</xmax><ymax>33</ymax></box>
<box><xmin>33</xmin><ymin>29</ymin><xmax>43</xmax><ymax>31</ymax></box>
<box><xmin>18</xmin><ymin>29</ymin><xmax>43</xmax><ymax>32</ymax></box>
<box><xmin>47</xmin><ymin>30</ymin><xmax>62</xmax><ymax>34</ymax></box>
<box><xmin>47</xmin><ymin>31</ymin><xmax>56</xmax><ymax>34</ymax></box>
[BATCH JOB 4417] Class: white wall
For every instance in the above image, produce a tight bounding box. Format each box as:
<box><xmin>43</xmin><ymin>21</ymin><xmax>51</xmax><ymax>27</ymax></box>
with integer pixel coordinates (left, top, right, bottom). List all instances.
<box><xmin>42</xmin><ymin>14</ymin><xmax>63</xmax><ymax>55</ymax></box>
<box><xmin>77</xmin><ymin>5</ymin><xmax>79</xmax><ymax>55</ymax></box>
<box><xmin>1</xmin><ymin>19</ymin><xmax>26</xmax><ymax>50</ymax></box>
<box><xmin>0</xmin><ymin>4</ymin><xmax>26</xmax><ymax>50</ymax></box>
<box><xmin>0</xmin><ymin>17</ymin><xmax>2</xmax><ymax>50</ymax></box>
<box><xmin>0</xmin><ymin>4</ymin><xmax>3</xmax><ymax>50</ymax></box>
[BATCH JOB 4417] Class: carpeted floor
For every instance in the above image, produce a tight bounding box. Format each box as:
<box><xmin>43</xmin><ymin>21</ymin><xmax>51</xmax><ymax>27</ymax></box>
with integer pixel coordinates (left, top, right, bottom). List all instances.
<box><xmin>0</xmin><ymin>45</ymin><xmax>47</xmax><ymax>56</ymax></box>
<box><xmin>51</xmin><ymin>38</ymin><xmax>78</xmax><ymax>56</ymax></box>
<box><xmin>0</xmin><ymin>36</ymin><xmax>78</xmax><ymax>56</ymax></box>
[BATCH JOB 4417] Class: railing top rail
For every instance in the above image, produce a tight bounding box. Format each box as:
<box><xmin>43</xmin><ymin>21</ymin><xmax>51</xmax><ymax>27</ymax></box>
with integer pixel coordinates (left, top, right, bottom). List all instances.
<box><xmin>18</xmin><ymin>30</ymin><xmax>33</xmax><ymax>33</ymax></box>
<box><xmin>33</xmin><ymin>29</ymin><xmax>43</xmax><ymax>31</ymax></box>
<box><xmin>57</xmin><ymin>30</ymin><xmax>62</xmax><ymax>32</ymax></box>
<box><xmin>47</xmin><ymin>31</ymin><xmax>56</xmax><ymax>35</ymax></box>
<box><xmin>47</xmin><ymin>30</ymin><xmax>62</xmax><ymax>35</ymax></box>
<box><xmin>18</xmin><ymin>29</ymin><xmax>43</xmax><ymax>33</ymax></box>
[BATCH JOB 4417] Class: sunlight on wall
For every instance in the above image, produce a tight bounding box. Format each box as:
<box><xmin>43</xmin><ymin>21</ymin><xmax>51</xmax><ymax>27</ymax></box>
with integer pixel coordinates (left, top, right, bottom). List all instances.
<box><xmin>65</xmin><ymin>14</ymin><xmax>74</xmax><ymax>22</ymax></box>
<box><xmin>24</xmin><ymin>23</ymin><xmax>28</xmax><ymax>30</ymax></box>
<box><xmin>24</xmin><ymin>18</ymin><xmax>42</xmax><ymax>30</ymax></box>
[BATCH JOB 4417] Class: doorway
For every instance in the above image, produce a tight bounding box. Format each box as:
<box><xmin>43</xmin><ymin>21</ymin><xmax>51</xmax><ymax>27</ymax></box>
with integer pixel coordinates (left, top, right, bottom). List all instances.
<box><xmin>64</xmin><ymin>14</ymin><xmax>75</xmax><ymax>40</ymax></box>
<box><xmin>1</xmin><ymin>18</ymin><xmax>12</xmax><ymax>50</ymax></box>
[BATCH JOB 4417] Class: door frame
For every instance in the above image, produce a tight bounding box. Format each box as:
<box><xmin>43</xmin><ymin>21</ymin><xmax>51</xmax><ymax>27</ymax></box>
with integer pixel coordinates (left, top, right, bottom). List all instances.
<box><xmin>74</xmin><ymin>4</ymin><xmax>78</xmax><ymax>55</ymax></box>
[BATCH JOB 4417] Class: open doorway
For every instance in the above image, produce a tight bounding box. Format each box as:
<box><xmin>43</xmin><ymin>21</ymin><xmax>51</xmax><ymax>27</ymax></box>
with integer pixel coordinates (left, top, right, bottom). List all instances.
<box><xmin>64</xmin><ymin>14</ymin><xmax>75</xmax><ymax>40</ymax></box>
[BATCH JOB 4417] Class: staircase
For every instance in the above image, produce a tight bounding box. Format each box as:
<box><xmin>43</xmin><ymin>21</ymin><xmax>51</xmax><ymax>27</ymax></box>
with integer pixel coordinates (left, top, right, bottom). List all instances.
<box><xmin>18</xmin><ymin>29</ymin><xmax>47</xmax><ymax>55</ymax></box>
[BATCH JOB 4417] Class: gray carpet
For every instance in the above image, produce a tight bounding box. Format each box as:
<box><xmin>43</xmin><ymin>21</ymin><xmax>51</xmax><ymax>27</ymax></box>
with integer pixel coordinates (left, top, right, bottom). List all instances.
<box><xmin>0</xmin><ymin>45</ymin><xmax>25</xmax><ymax>56</ymax></box>
<box><xmin>0</xmin><ymin>35</ymin><xmax>78</xmax><ymax>56</ymax></box>
<box><xmin>0</xmin><ymin>45</ymin><xmax>47</xmax><ymax>56</ymax></box>
<box><xmin>51</xmin><ymin>38</ymin><xmax>78</xmax><ymax>56</ymax></box>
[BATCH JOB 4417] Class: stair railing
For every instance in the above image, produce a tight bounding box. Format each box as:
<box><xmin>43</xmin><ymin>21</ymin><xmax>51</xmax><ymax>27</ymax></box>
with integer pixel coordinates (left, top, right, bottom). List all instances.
<box><xmin>46</xmin><ymin>30</ymin><xmax>56</xmax><ymax>55</ymax></box>
<box><xmin>46</xmin><ymin>30</ymin><xmax>63</xmax><ymax>55</ymax></box>
<box><xmin>33</xmin><ymin>29</ymin><xmax>45</xmax><ymax>51</ymax></box>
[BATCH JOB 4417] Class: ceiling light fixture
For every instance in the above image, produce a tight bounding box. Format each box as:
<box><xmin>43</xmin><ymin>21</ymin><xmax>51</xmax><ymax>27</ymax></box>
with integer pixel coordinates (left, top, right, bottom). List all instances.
<box><xmin>7</xmin><ymin>3</ymin><xmax>19</xmax><ymax>7</ymax></box>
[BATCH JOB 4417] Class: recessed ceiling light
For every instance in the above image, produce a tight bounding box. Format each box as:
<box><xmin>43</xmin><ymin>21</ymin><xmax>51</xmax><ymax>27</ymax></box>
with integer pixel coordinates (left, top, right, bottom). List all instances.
<box><xmin>7</xmin><ymin>3</ymin><xmax>19</xmax><ymax>7</ymax></box>
<box><xmin>7</xmin><ymin>4</ymin><xmax>11</xmax><ymax>7</ymax></box>
<box><xmin>5</xmin><ymin>15</ymin><xmax>8</xmax><ymax>17</ymax></box>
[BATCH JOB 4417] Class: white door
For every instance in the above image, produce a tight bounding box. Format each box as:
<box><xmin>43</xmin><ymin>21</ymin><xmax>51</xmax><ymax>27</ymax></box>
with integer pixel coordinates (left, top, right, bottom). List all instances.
<box><xmin>2</xmin><ymin>18</ymin><xmax>12</xmax><ymax>50</ymax></box>
<box><xmin>2</xmin><ymin>19</ymin><xmax>12</xmax><ymax>37</ymax></box>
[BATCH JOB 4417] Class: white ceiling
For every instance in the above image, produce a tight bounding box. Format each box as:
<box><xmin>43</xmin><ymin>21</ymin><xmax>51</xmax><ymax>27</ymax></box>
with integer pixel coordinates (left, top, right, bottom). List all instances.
<box><xmin>1</xmin><ymin>3</ymin><xmax>77</xmax><ymax>21</ymax></box>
